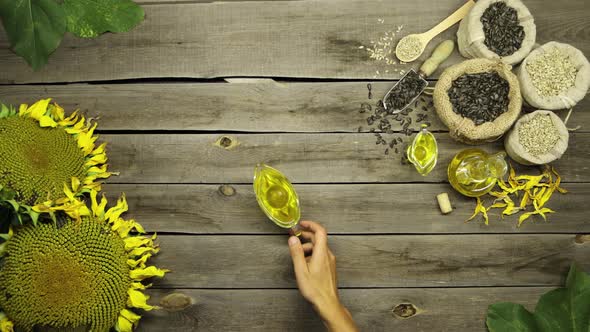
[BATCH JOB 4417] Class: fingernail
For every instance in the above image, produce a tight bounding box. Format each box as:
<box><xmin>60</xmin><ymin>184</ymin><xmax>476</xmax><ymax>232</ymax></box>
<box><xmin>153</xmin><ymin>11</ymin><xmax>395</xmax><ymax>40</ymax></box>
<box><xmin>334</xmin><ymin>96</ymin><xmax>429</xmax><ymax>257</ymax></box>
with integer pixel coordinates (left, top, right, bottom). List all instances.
<box><xmin>288</xmin><ymin>236</ymin><xmax>299</xmax><ymax>246</ymax></box>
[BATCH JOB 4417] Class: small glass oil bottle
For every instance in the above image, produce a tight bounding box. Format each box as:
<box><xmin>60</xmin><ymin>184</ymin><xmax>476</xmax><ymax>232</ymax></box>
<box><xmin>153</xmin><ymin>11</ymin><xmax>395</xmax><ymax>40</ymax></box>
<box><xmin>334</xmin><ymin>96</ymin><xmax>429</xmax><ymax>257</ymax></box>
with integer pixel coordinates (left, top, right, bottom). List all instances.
<box><xmin>407</xmin><ymin>124</ymin><xmax>438</xmax><ymax>176</ymax></box>
<box><xmin>447</xmin><ymin>149</ymin><xmax>508</xmax><ymax>197</ymax></box>
<box><xmin>253</xmin><ymin>164</ymin><xmax>301</xmax><ymax>235</ymax></box>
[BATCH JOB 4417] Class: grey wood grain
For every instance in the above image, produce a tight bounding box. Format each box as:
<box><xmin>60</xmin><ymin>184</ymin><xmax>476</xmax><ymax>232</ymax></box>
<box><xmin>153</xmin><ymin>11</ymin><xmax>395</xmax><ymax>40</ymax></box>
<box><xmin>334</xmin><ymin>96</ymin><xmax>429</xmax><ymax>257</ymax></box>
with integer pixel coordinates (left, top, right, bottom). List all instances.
<box><xmin>1</xmin><ymin>83</ymin><xmax>587</xmax><ymax>132</ymax></box>
<box><xmin>102</xmin><ymin>133</ymin><xmax>590</xmax><ymax>184</ymax></box>
<box><xmin>151</xmin><ymin>234</ymin><xmax>588</xmax><ymax>288</ymax></box>
<box><xmin>104</xmin><ymin>183</ymin><xmax>590</xmax><ymax>234</ymax></box>
<box><xmin>139</xmin><ymin>287</ymin><xmax>554</xmax><ymax>332</ymax></box>
<box><xmin>0</xmin><ymin>0</ymin><xmax>588</xmax><ymax>83</ymax></box>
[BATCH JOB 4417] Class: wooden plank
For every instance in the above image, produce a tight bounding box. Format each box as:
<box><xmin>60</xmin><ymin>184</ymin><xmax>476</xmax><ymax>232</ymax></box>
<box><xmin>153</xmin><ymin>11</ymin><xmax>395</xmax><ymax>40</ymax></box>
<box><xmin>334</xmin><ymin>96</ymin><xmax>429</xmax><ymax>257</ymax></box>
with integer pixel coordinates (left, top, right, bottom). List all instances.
<box><xmin>1</xmin><ymin>0</ymin><xmax>588</xmax><ymax>83</ymax></box>
<box><xmin>140</xmin><ymin>287</ymin><xmax>554</xmax><ymax>331</ymax></box>
<box><xmin>1</xmin><ymin>83</ymin><xmax>587</xmax><ymax>132</ymax></box>
<box><xmin>103</xmin><ymin>133</ymin><xmax>590</xmax><ymax>184</ymax></box>
<box><xmin>104</xmin><ymin>183</ymin><xmax>590</xmax><ymax>234</ymax></box>
<box><xmin>151</xmin><ymin>234</ymin><xmax>588</xmax><ymax>288</ymax></box>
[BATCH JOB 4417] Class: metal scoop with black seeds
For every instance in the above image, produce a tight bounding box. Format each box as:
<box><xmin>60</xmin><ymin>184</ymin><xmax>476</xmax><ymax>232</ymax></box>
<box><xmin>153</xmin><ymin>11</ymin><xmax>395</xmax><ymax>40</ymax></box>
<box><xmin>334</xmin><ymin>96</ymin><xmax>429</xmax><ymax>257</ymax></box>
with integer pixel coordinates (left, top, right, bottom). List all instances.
<box><xmin>384</xmin><ymin>40</ymin><xmax>455</xmax><ymax>113</ymax></box>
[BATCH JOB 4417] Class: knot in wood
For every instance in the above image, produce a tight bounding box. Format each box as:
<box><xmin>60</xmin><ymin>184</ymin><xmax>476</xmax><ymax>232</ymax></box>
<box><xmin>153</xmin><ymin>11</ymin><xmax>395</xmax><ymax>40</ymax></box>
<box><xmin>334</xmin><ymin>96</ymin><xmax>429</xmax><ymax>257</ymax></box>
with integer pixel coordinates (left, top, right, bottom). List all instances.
<box><xmin>215</xmin><ymin>135</ymin><xmax>239</xmax><ymax>150</ymax></box>
<box><xmin>219</xmin><ymin>185</ymin><xmax>236</xmax><ymax>196</ymax></box>
<box><xmin>392</xmin><ymin>303</ymin><xmax>418</xmax><ymax>319</ymax></box>
<box><xmin>219</xmin><ymin>136</ymin><xmax>232</xmax><ymax>147</ymax></box>
<box><xmin>160</xmin><ymin>292</ymin><xmax>194</xmax><ymax>312</ymax></box>
<box><xmin>575</xmin><ymin>234</ymin><xmax>590</xmax><ymax>244</ymax></box>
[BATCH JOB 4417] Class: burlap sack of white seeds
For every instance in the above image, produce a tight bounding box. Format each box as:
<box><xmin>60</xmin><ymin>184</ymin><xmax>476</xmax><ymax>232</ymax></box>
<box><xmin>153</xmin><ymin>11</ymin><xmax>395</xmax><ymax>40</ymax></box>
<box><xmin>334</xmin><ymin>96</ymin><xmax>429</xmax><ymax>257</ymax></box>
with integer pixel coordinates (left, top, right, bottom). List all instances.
<box><xmin>434</xmin><ymin>59</ymin><xmax>522</xmax><ymax>145</ymax></box>
<box><xmin>457</xmin><ymin>0</ymin><xmax>536</xmax><ymax>65</ymax></box>
<box><xmin>504</xmin><ymin>110</ymin><xmax>569</xmax><ymax>165</ymax></box>
<box><xmin>517</xmin><ymin>42</ymin><xmax>590</xmax><ymax>110</ymax></box>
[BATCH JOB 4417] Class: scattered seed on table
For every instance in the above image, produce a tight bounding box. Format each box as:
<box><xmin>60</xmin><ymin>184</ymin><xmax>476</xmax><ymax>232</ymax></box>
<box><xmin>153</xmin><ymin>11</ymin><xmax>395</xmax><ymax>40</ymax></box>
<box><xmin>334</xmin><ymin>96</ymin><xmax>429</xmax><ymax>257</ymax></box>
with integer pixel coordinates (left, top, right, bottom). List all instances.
<box><xmin>360</xmin><ymin>102</ymin><xmax>371</xmax><ymax>113</ymax></box>
<box><xmin>395</xmin><ymin>148</ymin><xmax>399</xmax><ymax>154</ymax></box>
<box><xmin>367</xmin><ymin>83</ymin><xmax>373</xmax><ymax>99</ymax></box>
<box><xmin>357</xmin><ymin>126</ymin><xmax>362</xmax><ymax>132</ymax></box>
<box><xmin>385</xmin><ymin>148</ymin><xmax>389</xmax><ymax>155</ymax></box>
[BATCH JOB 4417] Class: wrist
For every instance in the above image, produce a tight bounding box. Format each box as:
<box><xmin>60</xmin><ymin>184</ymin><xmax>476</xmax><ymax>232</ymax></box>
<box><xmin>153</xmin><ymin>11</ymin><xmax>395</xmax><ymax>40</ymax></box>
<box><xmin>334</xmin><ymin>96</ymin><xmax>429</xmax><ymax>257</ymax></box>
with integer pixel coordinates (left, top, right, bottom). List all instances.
<box><xmin>314</xmin><ymin>298</ymin><xmax>348</xmax><ymax>328</ymax></box>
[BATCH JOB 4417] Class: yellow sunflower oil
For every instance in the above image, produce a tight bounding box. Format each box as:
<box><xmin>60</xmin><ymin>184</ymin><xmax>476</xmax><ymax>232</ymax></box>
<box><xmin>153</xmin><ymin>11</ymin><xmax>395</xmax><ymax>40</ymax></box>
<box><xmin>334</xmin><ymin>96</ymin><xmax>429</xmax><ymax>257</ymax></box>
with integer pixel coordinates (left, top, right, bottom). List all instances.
<box><xmin>253</xmin><ymin>164</ymin><xmax>301</xmax><ymax>232</ymax></box>
<box><xmin>447</xmin><ymin>149</ymin><xmax>508</xmax><ymax>197</ymax></box>
<box><xmin>406</xmin><ymin>124</ymin><xmax>438</xmax><ymax>176</ymax></box>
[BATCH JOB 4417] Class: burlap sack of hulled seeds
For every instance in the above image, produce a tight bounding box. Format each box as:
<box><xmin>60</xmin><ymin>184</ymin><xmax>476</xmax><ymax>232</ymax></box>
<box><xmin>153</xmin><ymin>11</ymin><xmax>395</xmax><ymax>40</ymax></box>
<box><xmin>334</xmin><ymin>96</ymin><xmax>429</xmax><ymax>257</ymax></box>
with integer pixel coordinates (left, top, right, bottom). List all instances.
<box><xmin>517</xmin><ymin>42</ymin><xmax>590</xmax><ymax>110</ymax></box>
<box><xmin>433</xmin><ymin>59</ymin><xmax>522</xmax><ymax>145</ymax></box>
<box><xmin>457</xmin><ymin>0</ymin><xmax>536</xmax><ymax>65</ymax></box>
<box><xmin>504</xmin><ymin>110</ymin><xmax>569</xmax><ymax>165</ymax></box>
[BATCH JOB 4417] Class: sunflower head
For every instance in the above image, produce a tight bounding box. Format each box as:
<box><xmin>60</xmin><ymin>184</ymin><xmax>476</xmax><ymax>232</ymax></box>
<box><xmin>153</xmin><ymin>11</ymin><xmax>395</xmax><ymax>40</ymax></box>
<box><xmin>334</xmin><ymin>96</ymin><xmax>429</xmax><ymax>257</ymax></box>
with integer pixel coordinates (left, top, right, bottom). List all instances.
<box><xmin>0</xmin><ymin>191</ymin><xmax>168</xmax><ymax>331</ymax></box>
<box><xmin>0</xmin><ymin>99</ymin><xmax>111</xmax><ymax>224</ymax></box>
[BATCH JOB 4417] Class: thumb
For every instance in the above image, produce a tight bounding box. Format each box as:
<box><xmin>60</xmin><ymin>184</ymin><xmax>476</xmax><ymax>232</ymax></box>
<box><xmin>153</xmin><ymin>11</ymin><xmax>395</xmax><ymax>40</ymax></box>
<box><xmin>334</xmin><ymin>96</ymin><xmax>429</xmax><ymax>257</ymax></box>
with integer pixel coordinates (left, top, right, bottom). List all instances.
<box><xmin>288</xmin><ymin>236</ymin><xmax>308</xmax><ymax>278</ymax></box>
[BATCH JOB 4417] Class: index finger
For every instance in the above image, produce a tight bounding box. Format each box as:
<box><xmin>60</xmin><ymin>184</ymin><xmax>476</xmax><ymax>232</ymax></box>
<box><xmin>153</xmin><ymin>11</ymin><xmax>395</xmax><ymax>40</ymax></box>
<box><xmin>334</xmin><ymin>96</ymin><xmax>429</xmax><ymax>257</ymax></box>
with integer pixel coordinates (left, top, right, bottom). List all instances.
<box><xmin>299</xmin><ymin>221</ymin><xmax>327</xmax><ymax>246</ymax></box>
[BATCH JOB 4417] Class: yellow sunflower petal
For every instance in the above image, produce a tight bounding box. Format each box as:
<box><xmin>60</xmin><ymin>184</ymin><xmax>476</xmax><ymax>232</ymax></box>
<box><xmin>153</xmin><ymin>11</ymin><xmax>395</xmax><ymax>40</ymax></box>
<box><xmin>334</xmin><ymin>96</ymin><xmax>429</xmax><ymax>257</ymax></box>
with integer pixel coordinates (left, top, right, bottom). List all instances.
<box><xmin>106</xmin><ymin>195</ymin><xmax>129</xmax><ymax>223</ymax></box>
<box><xmin>130</xmin><ymin>266</ymin><xmax>169</xmax><ymax>280</ymax></box>
<box><xmin>0</xmin><ymin>312</ymin><xmax>14</xmax><ymax>332</ymax></box>
<box><xmin>71</xmin><ymin>177</ymin><xmax>81</xmax><ymax>193</ymax></box>
<box><xmin>115</xmin><ymin>309</ymin><xmax>141</xmax><ymax>332</ymax></box>
<box><xmin>129</xmin><ymin>246</ymin><xmax>159</xmax><ymax>257</ymax></box>
<box><xmin>49</xmin><ymin>102</ymin><xmax>65</xmax><ymax>120</ymax></box>
<box><xmin>127</xmin><ymin>289</ymin><xmax>156</xmax><ymax>311</ymax></box>
<box><xmin>39</xmin><ymin>115</ymin><xmax>58</xmax><ymax>128</ymax></box>
<box><xmin>127</xmin><ymin>253</ymin><xmax>152</xmax><ymax>268</ymax></box>
<box><xmin>18</xmin><ymin>103</ymin><xmax>28</xmax><ymax>116</ymax></box>
<box><xmin>25</xmin><ymin>98</ymin><xmax>51</xmax><ymax>120</ymax></box>
<box><xmin>131</xmin><ymin>282</ymin><xmax>151</xmax><ymax>290</ymax></box>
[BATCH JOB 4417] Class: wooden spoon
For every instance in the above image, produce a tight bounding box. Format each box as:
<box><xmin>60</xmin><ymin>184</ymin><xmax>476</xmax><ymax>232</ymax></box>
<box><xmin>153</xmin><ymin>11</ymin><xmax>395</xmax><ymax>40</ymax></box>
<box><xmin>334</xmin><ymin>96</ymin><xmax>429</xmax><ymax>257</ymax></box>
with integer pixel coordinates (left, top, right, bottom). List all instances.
<box><xmin>395</xmin><ymin>0</ymin><xmax>475</xmax><ymax>63</ymax></box>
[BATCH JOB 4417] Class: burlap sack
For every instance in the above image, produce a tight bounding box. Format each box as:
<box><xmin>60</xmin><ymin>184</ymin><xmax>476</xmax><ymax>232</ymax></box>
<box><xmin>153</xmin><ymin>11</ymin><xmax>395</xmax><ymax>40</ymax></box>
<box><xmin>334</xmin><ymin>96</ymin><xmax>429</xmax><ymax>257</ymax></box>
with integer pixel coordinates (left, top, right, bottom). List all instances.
<box><xmin>434</xmin><ymin>59</ymin><xmax>522</xmax><ymax>145</ymax></box>
<box><xmin>504</xmin><ymin>110</ymin><xmax>569</xmax><ymax>165</ymax></box>
<box><xmin>457</xmin><ymin>0</ymin><xmax>536</xmax><ymax>65</ymax></box>
<box><xmin>517</xmin><ymin>42</ymin><xmax>590</xmax><ymax>110</ymax></box>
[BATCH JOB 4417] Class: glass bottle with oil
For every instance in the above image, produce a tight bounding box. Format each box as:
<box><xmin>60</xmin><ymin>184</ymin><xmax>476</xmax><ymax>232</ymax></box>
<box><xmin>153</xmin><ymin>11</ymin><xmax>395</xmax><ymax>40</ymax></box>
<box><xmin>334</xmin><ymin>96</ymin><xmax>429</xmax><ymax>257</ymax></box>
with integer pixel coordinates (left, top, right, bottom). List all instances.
<box><xmin>447</xmin><ymin>149</ymin><xmax>508</xmax><ymax>197</ymax></box>
<box><xmin>407</xmin><ymin>124</ymin><xmax>438</xmax><ymax>176</ymax></box>
<box><xmin>253</xmin><ymin>164</ymin><xmax>302</xmax><ymax>235</ymax></box>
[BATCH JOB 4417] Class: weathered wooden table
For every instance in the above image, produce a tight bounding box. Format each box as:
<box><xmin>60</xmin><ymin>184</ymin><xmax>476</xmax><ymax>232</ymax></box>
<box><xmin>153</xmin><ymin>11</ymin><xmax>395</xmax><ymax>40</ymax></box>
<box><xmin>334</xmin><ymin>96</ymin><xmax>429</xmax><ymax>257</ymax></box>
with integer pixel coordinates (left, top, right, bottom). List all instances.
<box><xmin>1</xmin><ymin>0</ymin><xmax>589</xmax><ymax>331</ymax></box>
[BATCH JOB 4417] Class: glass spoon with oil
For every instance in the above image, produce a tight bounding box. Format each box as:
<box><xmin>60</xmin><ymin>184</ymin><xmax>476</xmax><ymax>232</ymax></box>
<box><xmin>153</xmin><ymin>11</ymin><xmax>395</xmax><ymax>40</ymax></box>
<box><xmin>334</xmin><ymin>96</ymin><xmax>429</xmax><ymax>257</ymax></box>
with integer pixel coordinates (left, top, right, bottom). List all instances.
<box><xmin>253</xmin><ymin>164</ymin><xmax>302</xmax><ymax>236</ymax></box>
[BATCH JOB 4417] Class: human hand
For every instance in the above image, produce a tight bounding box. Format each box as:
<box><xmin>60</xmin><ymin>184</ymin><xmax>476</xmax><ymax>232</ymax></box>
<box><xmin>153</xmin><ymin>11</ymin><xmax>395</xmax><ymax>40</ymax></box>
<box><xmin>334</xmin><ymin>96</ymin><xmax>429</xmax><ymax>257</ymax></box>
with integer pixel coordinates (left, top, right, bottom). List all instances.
<box><xmin>288</xmin><ymin>221</ymin><xmax>358</xmax><ymax>332</ymax></box>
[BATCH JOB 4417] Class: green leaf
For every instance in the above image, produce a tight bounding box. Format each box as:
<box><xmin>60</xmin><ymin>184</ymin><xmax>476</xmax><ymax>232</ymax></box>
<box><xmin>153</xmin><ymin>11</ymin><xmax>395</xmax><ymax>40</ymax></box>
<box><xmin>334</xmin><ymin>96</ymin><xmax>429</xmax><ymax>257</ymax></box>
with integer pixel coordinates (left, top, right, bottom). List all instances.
<box><xmin>534</xmin><ymin>264</ymin><xmax>590</xmax><ymax>332</ymax></box>
<box><xmin>486</xmin><ymin>302</ymin><xmax>538</xmax><ymax>332</ymax></box>
<box><xmin>486</xmin><ymin>263</ymin><xmax>590</xmax><ymax>332</ymax></box>
<box><xmin>63</xmin><ymin>0</ymin><xmax>144</xmax><ymax>38</ymax></box>
<box><xmin>0</xmin><ymin>0</ymin><xmax>66</xmax><ymax>70</ymax></box>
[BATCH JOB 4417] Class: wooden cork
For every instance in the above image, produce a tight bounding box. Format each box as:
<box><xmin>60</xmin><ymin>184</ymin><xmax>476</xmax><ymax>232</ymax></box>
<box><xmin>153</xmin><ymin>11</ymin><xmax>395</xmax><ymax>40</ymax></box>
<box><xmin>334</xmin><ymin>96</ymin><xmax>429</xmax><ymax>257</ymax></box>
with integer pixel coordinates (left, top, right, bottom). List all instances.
<box><xmin>437</xmin><ymin>193</ymin><xmax>453</xmax><ymax>214</ymax></box>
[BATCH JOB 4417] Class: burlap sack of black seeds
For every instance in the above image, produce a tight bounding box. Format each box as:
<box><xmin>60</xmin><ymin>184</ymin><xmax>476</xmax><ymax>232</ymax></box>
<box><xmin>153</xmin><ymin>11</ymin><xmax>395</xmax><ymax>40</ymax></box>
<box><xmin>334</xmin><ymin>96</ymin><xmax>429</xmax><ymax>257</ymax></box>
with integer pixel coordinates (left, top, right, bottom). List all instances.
<box><xmin>517</xmin><ymin>42</ymin><xmax>590</xmax><ymax>110</ymax></box>
<box><xmin>457</xmin><ymin>0</ymin><xmax>536</xmax><ymax>65</ymax></box>
<box><xmin>434</xmin><ymin>59</ymin><xmax>522</xmax><ymax>145</ymax></box>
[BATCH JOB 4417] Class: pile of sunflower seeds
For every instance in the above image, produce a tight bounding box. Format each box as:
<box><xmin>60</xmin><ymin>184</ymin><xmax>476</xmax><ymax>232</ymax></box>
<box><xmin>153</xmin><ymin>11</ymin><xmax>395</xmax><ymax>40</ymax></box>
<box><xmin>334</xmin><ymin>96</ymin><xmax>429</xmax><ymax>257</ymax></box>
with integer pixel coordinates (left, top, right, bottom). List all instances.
<box><xmin>481</xmin><ymin>1</ymin><xmax>525</xmax><ymax>57</ymax></box>
<box><xmin>518</xmin><ymin>113</ymin><xmax>560</xmax><ymax>156</ymax></box>
<box><xmin>360</xmin><ymin>84</ymin><xmax>433</xmax><ymax>159</ymax></box>
<box><xmin>384</xmin><ymin>70</ymin><xmax>427</xmax><ymax>111</ymax></box>
<box><xmin>526</xmin><ymin>47</ymin><xmax>578</xmax><ymax>97</ymax></box>
<box><xmin>448</xmin><ymin>71</ymin><xmax>510</xmax><ymax>125</ymax></box>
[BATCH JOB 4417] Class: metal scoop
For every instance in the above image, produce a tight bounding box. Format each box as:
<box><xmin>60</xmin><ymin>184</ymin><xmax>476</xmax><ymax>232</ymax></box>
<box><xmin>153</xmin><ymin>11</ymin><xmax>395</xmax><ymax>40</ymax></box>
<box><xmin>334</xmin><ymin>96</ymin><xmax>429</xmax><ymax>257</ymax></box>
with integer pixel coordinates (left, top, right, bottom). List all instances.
<box><xmin>383</xmin><ymin>39</ymin><xmax>454</xmax><ymax>113</ymax></box>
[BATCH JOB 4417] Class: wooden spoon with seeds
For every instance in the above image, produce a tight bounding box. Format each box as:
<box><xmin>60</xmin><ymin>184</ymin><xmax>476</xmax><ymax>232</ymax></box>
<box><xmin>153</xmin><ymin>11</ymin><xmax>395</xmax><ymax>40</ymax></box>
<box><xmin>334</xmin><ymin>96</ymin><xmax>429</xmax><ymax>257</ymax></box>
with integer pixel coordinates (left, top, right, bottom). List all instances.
<box><xmin>395</xmin><ymin>0</ymin><xmax>475</xmax><ymax>63</ymax></box>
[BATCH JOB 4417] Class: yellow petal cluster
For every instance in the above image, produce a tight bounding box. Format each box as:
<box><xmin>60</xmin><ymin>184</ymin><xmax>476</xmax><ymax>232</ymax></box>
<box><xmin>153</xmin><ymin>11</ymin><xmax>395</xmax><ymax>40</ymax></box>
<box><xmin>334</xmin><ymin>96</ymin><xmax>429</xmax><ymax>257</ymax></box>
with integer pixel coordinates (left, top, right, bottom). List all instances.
<box><xmin>0</xmin><ymin>307</ymin><xmax>14</xmax><ymax>332</ymax></box>
<box><xmin>0</xmin><ymin>99</ymin><xmax>112</xmax><ymax>224</ymax></box>
<box><xmin>0</xmin><ymin>191</ymin><xmax>168</xmax><ymax>332</ymax></box>
<box><xmin>467</xmin><ymin>166</ymin><xmax>567</xmax><ymax>226</ymax></box>
<box><xmin>84</xmin><ymin>191</ymin><xmax>170</xmax><ymax>331</ymax></box>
